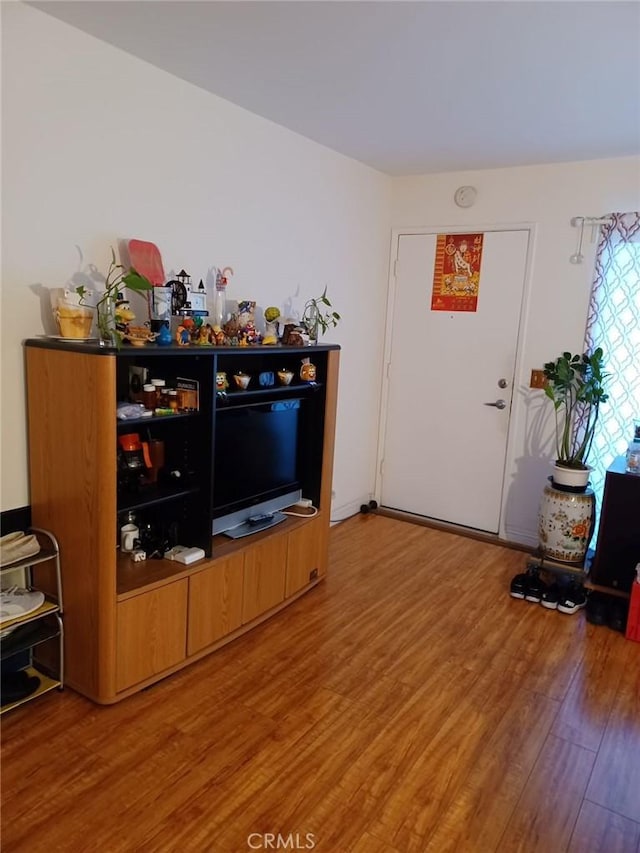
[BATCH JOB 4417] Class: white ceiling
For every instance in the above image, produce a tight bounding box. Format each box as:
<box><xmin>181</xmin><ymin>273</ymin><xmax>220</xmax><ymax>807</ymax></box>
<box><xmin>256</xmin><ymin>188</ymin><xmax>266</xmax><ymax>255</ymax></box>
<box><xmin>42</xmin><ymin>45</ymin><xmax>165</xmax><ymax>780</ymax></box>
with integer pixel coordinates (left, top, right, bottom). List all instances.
<box><xmin>30</xmin><ymin>1</ymin><xmax>640</xmax><ymax>176</ymax></box>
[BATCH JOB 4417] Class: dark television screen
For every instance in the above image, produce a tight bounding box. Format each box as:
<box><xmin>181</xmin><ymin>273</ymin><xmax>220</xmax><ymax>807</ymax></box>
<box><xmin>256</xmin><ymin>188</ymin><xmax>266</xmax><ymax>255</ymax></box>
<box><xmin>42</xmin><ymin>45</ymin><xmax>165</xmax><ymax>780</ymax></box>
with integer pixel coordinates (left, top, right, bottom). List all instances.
<box><xmin>213</xmin><ymin>400</ymin><xmax>301</xmax><ymax>515</ymax></box>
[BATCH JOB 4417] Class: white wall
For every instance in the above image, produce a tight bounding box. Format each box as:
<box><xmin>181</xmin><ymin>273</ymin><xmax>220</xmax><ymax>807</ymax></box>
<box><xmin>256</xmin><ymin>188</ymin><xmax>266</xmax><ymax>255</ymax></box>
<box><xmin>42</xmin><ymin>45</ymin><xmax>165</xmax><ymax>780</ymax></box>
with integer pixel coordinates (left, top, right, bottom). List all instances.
<box><xmin>391</xmin><ymin>157</ymin><xmax>640</xmax><ymax>545</ymax></box>
<box><xmin>3</xmin><ymin>5</ymin><xmax>638</xmax><ymax>548</ymax></box>
<box><xmin>1</xmin><ymin>3</ymin><xmax>391</xmax><ymax>516</ymax></box>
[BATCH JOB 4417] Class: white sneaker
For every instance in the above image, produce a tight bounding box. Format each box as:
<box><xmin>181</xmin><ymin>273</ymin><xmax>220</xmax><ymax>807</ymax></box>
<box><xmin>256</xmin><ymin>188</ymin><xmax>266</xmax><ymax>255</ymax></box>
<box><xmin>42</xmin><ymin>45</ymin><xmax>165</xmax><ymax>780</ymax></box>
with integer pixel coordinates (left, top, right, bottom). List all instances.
<box><xmin>0</xmin><ymin>532</ymin><xmax>41</xmax><ymax>567</ymax></box>
<box><xmin>0</xmin><ymin>587</ymin><xmax>45</xmax><ymax>623</ymax></box>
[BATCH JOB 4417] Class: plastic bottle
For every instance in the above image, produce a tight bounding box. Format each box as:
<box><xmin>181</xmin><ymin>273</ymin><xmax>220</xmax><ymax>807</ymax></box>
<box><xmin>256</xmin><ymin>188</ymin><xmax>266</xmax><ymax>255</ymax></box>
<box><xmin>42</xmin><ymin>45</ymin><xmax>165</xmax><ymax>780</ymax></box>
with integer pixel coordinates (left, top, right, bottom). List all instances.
<box><xmin>626</xmin><ymin>418</ymin><xmax>640</xmax><ymax>475</ymax></box>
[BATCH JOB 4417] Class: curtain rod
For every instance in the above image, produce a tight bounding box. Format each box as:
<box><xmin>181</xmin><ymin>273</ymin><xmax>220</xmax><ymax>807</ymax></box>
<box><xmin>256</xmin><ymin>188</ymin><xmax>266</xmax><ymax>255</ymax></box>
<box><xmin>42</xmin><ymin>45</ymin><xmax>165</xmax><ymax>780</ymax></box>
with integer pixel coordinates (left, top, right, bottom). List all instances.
<box><xmin>571</xmin><ymin>216</ymin><xmax>612</xmax><ymax>227</ymax></box>
<box><xmin>569</xmin><ymin>216</ymin><xmax>611</xmax><ymax>264</ymax></box>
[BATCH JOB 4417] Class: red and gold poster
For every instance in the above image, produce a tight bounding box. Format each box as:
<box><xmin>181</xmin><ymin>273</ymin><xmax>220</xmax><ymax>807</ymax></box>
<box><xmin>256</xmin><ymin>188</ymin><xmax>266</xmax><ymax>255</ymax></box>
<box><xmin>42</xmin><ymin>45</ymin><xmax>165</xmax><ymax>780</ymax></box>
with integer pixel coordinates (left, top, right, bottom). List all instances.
<box><xmin>431</xmin><ymin>233</ymin><xmax>484</xmax><ymax>312</ymax></box>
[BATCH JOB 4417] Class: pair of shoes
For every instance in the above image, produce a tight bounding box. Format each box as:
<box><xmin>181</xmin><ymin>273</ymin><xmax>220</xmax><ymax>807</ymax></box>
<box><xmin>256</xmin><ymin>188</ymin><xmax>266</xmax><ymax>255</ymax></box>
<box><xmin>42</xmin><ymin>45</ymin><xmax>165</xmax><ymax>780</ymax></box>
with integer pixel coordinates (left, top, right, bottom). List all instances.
<box><xmin>510</xmin><ymin>570</ymin><xmax>544</xmax><ymax>602</ymax></box>
<box><xmin>586</xmin><ymin>593</ymin><xmax>628</xmax><ymax>632</ymax></box>
<box><xmin>541</xmin><ymin>583</ymin><xmax>561</xmax><ymax>609</ymax></box>
<box><xmin>539</xmin><ymin>581</ymin><xmax>586</xmax><ymax>614</ymax></box>
<box><xmin>557</xmin><ymin>582</ymin><xmax>587</xmax><ymax>615</ymax></box>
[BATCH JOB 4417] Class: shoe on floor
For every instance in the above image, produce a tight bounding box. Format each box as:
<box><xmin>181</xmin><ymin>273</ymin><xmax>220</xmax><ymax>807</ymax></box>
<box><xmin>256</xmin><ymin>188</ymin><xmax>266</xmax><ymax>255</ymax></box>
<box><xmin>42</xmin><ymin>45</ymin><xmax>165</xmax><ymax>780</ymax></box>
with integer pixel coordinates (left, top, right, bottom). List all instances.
<box><xmin>540</xmin><ymin>582</ymin><xmax>561</xmax><ymax>610</ymax></box>
<box><xmin>586</xmin><ymin>593</ymin><xmax>608</xmax><ymax>625</ymax></box>
<box><xmin>607</xmin><ymin>600</ymin><xmax>629</xmax><ymax>633</ymax></box>
<box><xmin>525</xmin><ymin>574</ymin><xmax>546</xmax><ymax>603</ymax></box>
<box><xmin>510</xmin><ymin>572</ymin><xmax>528</xmax><ymax>599</ymax></box>
<box><xmin>557</xmin><ymin>583</ymin><xmax>587</xmax><ymax>615</ymax></box>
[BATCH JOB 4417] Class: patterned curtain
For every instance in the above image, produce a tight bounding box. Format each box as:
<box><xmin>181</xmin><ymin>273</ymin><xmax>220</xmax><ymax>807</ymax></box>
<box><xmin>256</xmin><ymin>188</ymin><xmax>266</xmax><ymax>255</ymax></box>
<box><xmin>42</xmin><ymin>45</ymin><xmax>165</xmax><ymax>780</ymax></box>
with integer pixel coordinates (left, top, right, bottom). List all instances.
<box><xmin>584</xmin><ymin>211</ymin><xmax>640</xmax><ymax>541</ymax></box>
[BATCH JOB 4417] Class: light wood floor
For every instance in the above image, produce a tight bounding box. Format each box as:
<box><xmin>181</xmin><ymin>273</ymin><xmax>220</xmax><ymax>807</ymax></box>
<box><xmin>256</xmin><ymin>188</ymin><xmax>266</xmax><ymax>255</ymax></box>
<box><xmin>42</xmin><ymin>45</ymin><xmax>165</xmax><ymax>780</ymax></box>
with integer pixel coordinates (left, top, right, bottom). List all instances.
<box><xmin>2</xmin><ymin>514</ymin><xmax>639</xmax><ymax>853</ymax></box>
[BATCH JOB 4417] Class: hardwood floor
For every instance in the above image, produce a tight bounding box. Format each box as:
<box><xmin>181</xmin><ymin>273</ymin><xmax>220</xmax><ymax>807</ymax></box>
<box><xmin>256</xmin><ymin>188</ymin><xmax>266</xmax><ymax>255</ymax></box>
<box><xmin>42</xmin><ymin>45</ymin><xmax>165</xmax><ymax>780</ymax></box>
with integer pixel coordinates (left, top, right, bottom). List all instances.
<box><xmin>2</xmin><ymin>514</ymin><xmax>639</xmax><ymax>852</ymax></box>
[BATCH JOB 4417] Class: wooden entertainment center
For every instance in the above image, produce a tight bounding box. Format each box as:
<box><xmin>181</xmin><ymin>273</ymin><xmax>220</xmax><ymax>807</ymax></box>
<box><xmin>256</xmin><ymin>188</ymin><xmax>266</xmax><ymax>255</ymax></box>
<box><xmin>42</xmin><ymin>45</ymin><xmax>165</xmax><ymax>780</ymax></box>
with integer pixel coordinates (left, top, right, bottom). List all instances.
<box><xmin>24</xmin><ymin>339</ymin><xmax>339</xmax><ymax>704</ymax></box>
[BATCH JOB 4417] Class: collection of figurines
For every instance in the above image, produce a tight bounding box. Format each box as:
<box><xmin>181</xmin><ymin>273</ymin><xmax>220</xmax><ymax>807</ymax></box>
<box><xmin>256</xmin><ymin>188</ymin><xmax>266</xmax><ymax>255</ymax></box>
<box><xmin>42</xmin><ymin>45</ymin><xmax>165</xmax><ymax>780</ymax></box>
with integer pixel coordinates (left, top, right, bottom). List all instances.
<box><xmin>111</xmin><ymin>265</ymin><xmax>337</xmax><ymax>350</ymax></box>
<box><xmin>213</xmin><ymin>360</ymin><xmax>316</xmax><ymax>396</ymax></box>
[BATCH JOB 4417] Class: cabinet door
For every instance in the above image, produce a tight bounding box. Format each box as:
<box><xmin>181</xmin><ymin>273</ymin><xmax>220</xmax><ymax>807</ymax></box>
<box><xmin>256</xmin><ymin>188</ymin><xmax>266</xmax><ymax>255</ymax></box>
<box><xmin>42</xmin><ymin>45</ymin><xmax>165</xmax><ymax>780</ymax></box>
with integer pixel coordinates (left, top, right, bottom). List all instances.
<box><xmin>285</xmin><ymin>517</ymin><xmax>328</xmax><ymax>597</ymax></box>
<box><xmin>242</xmin><ymin>536</ymin><xmax>288</xmax><ymax>623</ymax></box>
<box><xmin>116</xmin><ymin>580</ymin><xmax>188</xmax><ymax>692</ymax></box>
<box><xmin>187</xmin><ymin>554</ymin><xmax>244</xmax><ymax>655</ymax></box>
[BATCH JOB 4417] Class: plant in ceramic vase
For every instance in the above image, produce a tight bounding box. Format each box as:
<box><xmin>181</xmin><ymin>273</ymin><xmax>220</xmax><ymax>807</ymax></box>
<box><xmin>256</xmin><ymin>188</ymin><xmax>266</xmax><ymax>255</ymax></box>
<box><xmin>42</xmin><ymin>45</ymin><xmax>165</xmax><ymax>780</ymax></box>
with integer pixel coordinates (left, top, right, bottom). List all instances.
<box><xmin>542</xmin><ymin>347</ymin><xmax>608</xmax><ymax>489</ymax></box>
<box><xmin>301</xmin><ymin>287</ymin><xmax>341</xmax><ymax>343</ymax></box>
<box><xmin>537</xmin><ymin>348</ymin><xmax>608</xmax><ymax>565</ymax></box>
<box><xmin>76</xmin><ymin>248</ymin><xmax>153</xmax><ymax>346</ymax></box>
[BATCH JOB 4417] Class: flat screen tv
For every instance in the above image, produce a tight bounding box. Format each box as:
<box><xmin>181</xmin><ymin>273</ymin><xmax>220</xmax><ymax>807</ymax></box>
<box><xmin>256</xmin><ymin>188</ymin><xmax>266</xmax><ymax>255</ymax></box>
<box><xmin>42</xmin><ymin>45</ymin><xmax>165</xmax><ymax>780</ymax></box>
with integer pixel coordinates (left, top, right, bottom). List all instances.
<box><xmin>211</xmin><ymin>399</ymin><xmax>302</xmax><ymax>538</ymax></box>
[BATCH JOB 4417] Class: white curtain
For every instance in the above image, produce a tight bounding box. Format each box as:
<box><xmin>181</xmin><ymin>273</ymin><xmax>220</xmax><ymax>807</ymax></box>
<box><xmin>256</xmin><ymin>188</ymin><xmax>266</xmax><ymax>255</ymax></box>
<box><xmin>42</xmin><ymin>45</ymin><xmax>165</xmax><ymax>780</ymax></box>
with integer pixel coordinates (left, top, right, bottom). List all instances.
<box><xmin>584</xmin><ymin>211</ymin><xmax>640</xmax><ymax>540</ymax></box>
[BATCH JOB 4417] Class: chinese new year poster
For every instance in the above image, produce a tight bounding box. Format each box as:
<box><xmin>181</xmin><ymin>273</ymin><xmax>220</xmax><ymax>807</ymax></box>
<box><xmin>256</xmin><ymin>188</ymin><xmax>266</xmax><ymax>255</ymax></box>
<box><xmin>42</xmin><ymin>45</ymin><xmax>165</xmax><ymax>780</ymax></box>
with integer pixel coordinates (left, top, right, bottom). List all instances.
<box><xmin>431</xmin><ymin>233</ymin><xmax>484</xmax><ymax>312</ymax></box>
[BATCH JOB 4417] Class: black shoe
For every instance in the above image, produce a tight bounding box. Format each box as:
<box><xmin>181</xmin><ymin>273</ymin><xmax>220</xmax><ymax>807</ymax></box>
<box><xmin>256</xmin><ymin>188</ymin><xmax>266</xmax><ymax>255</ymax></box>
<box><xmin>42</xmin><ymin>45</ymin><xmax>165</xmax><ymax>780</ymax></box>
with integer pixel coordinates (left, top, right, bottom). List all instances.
<box><xmin>525</xmin><ymin>575</ymin><xmax>546</xmax><ymax>603</ymax></box>
<box><xmin>541</xmin><ymin>582</ymin><xmax>561</xmax><ymax>610</ymax></box>
<box><xmin>558</xmin><ymin>583</ymin><xmax>587</xmax><ymax>615</ymax></box>
<box><xmin>586</xmin><ymin>593</ymin><xmax>608</xmax><ymax>625</ymax></box>
<box><xmin>607</xmin><ymin>600</ymin><xmax>629</xmax><ymax>633</ymax></box>
<box><xmin>510</xmin><ymin>572</ymin><xmax>528</xmax><ymax>599</ymax></box>
<box><xmin>1</xmin><ymin>670</ymin><xmax>41</xmax><ymax>706</ymax></box>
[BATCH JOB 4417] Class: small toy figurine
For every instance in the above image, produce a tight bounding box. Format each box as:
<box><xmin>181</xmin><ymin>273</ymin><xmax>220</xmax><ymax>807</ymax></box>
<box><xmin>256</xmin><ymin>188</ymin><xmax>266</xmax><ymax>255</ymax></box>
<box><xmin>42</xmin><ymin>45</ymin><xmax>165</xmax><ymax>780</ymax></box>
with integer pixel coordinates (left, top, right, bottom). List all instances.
<box><xmin>115</xmin><ymin>294</ymin><xmax>136</xmax><ymax>339</ymax></box>
<box><xmin>157</xmin><ymin>321</ymin><xmax>172</xmax><ymax>346</ymax></box>
<box><xmin>263</xmin><ymin>306</ymin><xmax>281</xmax><ymax>344</ymax></box>
<box><xmin>300</xmin><ymin>358</ymin><xmax>317</xmax><ymax>383</ymax></box>
<box><xmin>176</xmin><ymin>325</ymin><xmax>190</xmax><ymax>346</ymax></box>
<box><xmin>277</xmin><ymin>369</ymin><xmax>294</xmax><ymax>386</ymax></box>
<box><xmin>216</xmin><ymin>372</ymin><xmax>229</xmax><ymax>392</ymax></box>
<box><xmin>196</xmin><ymin>324</ymin><xmax>212</xmax><ymax>346</ymax></box>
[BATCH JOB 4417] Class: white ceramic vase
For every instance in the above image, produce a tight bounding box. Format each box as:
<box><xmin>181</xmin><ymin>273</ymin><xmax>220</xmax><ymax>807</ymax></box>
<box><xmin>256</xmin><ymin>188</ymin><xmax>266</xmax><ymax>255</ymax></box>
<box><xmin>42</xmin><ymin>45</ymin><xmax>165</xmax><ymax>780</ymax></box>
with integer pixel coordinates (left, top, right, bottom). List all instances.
<box><xmin>538</xmin><ymin>482</ymin><xmax>595</xmax><ymax>564</ymax></box>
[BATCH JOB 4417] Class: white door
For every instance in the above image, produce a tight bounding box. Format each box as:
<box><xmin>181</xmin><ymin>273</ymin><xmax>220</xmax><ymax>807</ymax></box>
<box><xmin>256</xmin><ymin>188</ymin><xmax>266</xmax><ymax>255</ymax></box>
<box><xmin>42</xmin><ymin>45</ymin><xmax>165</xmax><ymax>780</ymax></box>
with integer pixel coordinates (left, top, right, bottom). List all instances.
<box><xmin>380</xmin><ymin>229</ymin><xmax>529</xmax><ymax>533</ymax></box>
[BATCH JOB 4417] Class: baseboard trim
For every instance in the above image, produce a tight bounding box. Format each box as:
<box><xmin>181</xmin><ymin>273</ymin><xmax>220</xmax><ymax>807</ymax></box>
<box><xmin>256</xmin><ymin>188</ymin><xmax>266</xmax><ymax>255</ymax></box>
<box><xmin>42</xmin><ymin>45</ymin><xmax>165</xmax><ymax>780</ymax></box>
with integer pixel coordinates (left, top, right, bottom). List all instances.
<box><xmin>377</xmin><ymin>507</ymin><xmax>532</xmax><ymax>553</ymax></box>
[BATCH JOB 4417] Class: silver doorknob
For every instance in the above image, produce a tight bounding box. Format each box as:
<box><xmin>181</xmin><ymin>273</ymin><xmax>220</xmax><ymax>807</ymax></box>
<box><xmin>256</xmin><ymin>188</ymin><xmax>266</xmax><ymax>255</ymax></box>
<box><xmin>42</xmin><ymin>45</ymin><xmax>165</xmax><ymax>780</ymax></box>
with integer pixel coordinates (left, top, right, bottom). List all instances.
<box><xmin>484</xmin><ymin>399</ymin><xmax>506</xmax><ymax>409</ymax></box>
<box><xmin>498</xmin><ymin>378</ymin><xmax>508</xmax><ymax>388</ymax></box>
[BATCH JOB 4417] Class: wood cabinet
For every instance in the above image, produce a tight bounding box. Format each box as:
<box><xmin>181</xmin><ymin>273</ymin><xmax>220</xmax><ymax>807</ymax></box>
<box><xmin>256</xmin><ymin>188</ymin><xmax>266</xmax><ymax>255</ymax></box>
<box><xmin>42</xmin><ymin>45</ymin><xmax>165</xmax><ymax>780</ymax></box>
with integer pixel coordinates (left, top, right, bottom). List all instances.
<box><xmin>116</xmin><ymin>580</ymin><xmax>188</xmax><ymax>692</ymax></box>
<box><xmin>25</xmin><ymin>340</ymin><xmax>339</xmax><ymax>703</ymax></box>
<box><xmin>286</xmin><ymin>515</ymin><xmax>328</xmax><ymax>596</ymax></box>
<box><xmin>242</xmin><ymin>534</ymin><xmax>288</xmax><ymax>623</ymax></box>
<box><xmin>589</xmin><ymin>455</ymin><xmax>640</xmax><ymax>593</ymax></box>
<box><xmin>187</xmin><ymin>553</ymin><xmax>244</xmax><ymax>655</ymax></box>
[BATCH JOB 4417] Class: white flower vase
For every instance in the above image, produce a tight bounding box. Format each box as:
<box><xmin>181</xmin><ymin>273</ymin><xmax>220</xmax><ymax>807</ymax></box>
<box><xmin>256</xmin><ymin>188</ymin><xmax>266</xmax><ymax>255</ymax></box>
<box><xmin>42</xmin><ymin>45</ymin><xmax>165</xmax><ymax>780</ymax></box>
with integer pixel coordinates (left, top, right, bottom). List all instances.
<box><xmin>538</xmin><ymin>481</ymin><xmax>596</xmax><ymax>564</ymax></box>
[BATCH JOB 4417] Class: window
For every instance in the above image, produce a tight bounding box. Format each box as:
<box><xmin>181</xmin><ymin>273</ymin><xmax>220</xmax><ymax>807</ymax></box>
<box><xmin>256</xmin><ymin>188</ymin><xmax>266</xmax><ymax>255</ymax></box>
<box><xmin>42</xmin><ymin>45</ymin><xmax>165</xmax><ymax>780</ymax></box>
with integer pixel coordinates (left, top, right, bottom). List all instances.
<box><xmin>584</xmin><ymin>212</ymin><xmax>640</xmax><ymax>539</ymax></box>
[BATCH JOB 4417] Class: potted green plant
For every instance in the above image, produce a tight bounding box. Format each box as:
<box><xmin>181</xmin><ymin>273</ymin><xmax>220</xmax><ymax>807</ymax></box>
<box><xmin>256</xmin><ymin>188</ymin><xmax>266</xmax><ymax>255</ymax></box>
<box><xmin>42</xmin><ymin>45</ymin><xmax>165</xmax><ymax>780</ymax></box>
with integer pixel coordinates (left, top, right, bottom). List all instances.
<box><xmin>76</xmin><ymin>247</ymin><xmax>153</xmax><ymax>346</ymax></box>
<box><xmin>301</xmin><ymin>287</ymin><xmax>341</xmax><ymax>344</ymax></box>
<box><xmin>542</xmin><ymin>347</ymin><xmax>608</xmax><ymax>489</ymax></box>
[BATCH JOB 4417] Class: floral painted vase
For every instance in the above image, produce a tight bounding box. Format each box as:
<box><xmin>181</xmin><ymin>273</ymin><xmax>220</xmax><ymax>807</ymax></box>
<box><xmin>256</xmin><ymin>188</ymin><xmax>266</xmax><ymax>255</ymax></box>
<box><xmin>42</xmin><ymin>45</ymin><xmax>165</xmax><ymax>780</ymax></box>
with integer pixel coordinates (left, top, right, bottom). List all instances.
<box><xmin>538</xmin><ymin>482</ymin><xmax>595</xmax><ymax>564</ymax></box>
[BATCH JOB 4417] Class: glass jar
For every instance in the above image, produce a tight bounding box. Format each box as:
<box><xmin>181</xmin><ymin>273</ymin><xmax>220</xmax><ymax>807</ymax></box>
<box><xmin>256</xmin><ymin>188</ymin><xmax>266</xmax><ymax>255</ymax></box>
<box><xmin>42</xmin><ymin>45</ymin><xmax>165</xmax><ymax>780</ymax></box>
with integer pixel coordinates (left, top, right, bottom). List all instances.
<box><xmin>142</xmin><ymin>384</ymin><xmax>157</xmax><ymax>410</ymax></box>
<box><xmin>150</xmin><ymin>378</ymin><xmax>166</xmax><ymax>407</ymax></box>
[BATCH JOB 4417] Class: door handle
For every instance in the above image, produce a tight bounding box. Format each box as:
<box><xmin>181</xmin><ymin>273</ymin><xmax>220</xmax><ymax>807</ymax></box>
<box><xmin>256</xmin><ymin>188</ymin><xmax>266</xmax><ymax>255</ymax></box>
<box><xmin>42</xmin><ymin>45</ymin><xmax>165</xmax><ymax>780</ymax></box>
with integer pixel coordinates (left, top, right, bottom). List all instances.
<box><xmin>484</xmin><ymin>399</ymin><xmax>506</xmax><ymax>410</ymax></box>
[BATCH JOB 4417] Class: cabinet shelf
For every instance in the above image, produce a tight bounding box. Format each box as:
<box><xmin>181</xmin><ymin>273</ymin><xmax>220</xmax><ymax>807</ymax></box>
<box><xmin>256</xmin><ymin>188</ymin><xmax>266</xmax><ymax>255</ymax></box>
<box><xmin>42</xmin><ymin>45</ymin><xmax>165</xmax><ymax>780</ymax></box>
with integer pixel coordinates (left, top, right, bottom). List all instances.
<box><xmin>116</xmin><ymin>411</ymin><xmax>199</xmax><ymax>430</ymax></box>
<box><xmin>216</xmin><ymin>383</ymin><xmax>323</xmax><ymax>404</ymax></box>
<box><xmin>118</xmin><ymin>484</ymin><xmax>201</xmax><ymax>514</ymax></box>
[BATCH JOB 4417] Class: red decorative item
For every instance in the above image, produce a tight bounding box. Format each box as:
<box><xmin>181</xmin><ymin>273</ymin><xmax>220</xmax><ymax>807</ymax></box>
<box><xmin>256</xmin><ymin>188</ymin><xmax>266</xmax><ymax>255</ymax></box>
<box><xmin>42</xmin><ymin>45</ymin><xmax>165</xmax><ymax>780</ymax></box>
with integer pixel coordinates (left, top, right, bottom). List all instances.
<box><xmin>128</xmin><ymin>239</ymin><xmax>166</xmax><ymax>286</ymax></box>
<box><xmin>625</xmin><ymin>576</ymin><xmax>640</xmax><ymax>642</ymax></box>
